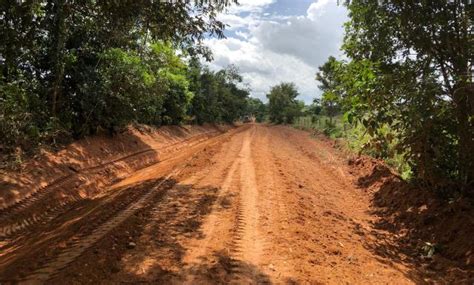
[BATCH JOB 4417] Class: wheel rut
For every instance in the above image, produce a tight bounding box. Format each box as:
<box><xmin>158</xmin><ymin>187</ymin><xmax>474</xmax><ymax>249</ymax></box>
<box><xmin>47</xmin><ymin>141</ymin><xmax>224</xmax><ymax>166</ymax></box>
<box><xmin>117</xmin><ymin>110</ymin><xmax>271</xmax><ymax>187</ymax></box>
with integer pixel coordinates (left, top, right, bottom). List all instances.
<box><xmin>184</xmin><ymin>126</ymin><xmax>267</xmax><ymax>284</ymax></box>
<box><xmin>4</xmin><ymin>145</ymin><xmax>208</xmax><ymax>284</ymax></box>
<box><xmin>182</xmin><ymin>139</ymin><xmax>242</xmax><ymax>272</ymax></box>
<box><xmin>228</xmin><ymin>127</ymin><xmax>266</xmax><ymax>284</ymax></box>
<box><xmin>20</xmin><ymin>175</ymin><xmax>177</xmax><ymax>283</ymax></box>
<box><xmin>0</xmin><ymin>131</ymin><xmax>221</xmax><ymax>240</ymax></box>
<box><xmin>0</xmin><ymin>132</ymin><xmax>224</xmax><ymax>240</ymax></box>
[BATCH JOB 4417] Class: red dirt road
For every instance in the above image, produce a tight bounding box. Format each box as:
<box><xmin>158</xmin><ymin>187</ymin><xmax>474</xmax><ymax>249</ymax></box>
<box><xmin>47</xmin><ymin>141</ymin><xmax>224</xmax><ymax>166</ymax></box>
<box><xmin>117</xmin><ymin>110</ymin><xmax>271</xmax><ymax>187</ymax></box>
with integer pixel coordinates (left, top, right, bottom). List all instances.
<box><xmin>0</xmin><ymin>124</ymin><xmax>429</xmax><ymax>283</ymax></box>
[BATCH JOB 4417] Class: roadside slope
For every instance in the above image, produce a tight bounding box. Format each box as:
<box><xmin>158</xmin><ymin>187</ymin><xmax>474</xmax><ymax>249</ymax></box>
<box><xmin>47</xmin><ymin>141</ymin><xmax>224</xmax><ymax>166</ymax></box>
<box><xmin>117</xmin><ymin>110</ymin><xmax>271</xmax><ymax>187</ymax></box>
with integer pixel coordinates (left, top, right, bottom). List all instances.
<box><xmin>0</xmin><ymin>124</ymin><xmax>233</xmax><ymax>239</ymax></box>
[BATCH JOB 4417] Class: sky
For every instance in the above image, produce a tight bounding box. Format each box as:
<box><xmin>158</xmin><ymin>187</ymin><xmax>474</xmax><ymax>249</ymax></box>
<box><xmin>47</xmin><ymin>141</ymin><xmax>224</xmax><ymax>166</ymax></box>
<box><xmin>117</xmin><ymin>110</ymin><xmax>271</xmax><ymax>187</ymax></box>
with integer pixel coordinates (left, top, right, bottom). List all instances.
<box><xmin>204</xmin><ymin>0</ymin><xmax>348</xmax><ymax>104</ymax></box>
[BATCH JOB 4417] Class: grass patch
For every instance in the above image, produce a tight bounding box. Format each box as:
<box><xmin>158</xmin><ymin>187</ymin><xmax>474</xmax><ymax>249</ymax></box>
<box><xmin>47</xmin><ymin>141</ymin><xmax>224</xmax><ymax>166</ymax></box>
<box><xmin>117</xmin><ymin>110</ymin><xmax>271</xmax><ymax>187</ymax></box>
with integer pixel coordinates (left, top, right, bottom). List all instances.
<box><xmin>294</xmin><ymin>115</ymin><xmax>412</xmax><ymax>180</ymax></box>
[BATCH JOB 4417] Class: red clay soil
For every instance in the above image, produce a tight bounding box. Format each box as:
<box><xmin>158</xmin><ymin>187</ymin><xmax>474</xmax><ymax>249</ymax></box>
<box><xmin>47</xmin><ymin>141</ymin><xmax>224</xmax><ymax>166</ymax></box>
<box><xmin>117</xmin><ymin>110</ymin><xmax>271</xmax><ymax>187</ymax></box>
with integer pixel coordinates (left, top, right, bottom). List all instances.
<box><xmin>349</xmin><ymin>157</ymin><xmax>474</xmax><ymax>284</ymax></box>
<box><xmin>0</xmin><ymin>124</ymin><xmax>472</xmax><ymax>284</ymax></box>
<box><xmin>0</xmin><ymin>124</ymin><xmax>232</xmax><ymax>239</ymax></box>
<box><xmin>0</xmin><ymin>124</ymin><xmax>232</xmax><ymax>209</ymax></box>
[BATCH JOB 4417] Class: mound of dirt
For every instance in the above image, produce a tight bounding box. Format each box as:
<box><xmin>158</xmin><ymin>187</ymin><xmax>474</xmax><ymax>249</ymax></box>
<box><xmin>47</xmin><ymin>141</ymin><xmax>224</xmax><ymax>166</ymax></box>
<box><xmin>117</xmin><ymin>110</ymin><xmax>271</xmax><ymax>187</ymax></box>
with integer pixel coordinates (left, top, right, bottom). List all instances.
<box><xmin>348</xmin><ymin>156</ymin><xmax>395</xmax><ymax>191</ymax></box>
<box><xmin>348</xmin><ymin>156</ymin><xmax>474</xmax><ymax>283</ymax></box>
<box><xmin>0</xmin><ymin>124</ymin><xmax>233</xmax><ymax>211</ymax></box>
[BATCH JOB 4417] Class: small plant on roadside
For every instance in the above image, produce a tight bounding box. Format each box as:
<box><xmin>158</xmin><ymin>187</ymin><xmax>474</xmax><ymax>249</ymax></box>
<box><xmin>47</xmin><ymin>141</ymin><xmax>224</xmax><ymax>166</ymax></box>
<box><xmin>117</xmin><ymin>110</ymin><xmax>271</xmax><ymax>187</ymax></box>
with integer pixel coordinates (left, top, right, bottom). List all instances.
<box><xmin>421</xmin><ymin>242</ymin><xmax>440</xmax><ymax>258</ymax></box>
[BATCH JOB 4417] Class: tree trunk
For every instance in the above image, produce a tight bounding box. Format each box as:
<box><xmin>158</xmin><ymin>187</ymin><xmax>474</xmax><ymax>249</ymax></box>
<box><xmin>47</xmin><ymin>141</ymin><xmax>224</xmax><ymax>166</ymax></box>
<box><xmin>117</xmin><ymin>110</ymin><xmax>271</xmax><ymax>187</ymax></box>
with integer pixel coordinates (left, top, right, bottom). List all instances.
<box><xmin>49</xmin><ymin>0</ymin><xmax>67</xmax><ymax>117</ymax></box>
<box><xmin>453</xmin><ymin>83</ymin><xmax>474</xmax><ymax>187</ymax></box>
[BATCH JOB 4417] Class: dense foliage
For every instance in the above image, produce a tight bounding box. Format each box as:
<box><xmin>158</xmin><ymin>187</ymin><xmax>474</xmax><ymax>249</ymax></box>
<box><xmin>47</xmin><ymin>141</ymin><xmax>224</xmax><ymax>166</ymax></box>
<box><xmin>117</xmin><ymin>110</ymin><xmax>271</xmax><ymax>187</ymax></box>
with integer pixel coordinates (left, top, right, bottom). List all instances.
<box><xmin>189</xmin><ymin>63</ymin><xmax>250</xmax><ymax>124</ymax></box>
<box><xmin>316</xmin><ymin>0</ymin><xmax>473</xmax><ymax>190</ymax></box>
<box><xmin>0</xmin><ymin>0</ymin><xmax>257</xmax><ymax>158</ymax></box>
<box><xmin>267</xmin><ymin>82</ymin><xmax>303</xmax><ymax>124</ymax></box>
<box><xmin>245</xmin><ymin>97</ymin><xmax>267</xmax><ymax>122</ymax></box>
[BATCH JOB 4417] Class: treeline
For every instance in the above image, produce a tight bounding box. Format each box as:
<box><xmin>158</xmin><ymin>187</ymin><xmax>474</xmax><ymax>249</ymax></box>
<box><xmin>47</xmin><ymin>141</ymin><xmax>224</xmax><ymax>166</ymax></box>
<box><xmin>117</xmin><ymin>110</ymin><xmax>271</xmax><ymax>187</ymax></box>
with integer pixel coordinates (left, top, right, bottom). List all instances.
<box><xmin>315</xmin><ymin>1</ymin><xmax>473</xmax><ymax>190</ymax></box>
<box><xmin>0</xmin><ymin>0</ymin><xmax>262</xmax><ymax>157</ymax></box>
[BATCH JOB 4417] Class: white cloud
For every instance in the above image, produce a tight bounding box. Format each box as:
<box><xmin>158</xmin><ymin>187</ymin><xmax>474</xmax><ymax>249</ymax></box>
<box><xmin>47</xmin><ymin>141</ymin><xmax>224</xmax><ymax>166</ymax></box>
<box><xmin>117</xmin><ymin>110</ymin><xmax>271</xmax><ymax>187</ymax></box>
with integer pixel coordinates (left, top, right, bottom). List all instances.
<box><xmin>235</xmin><ymin>30</ymin><xmax>249</xmax><ymax>39</ymax></box>
<box><xmin>206</xmin><ymin>0</ymin><xmax>348</xmax><ymax>104</ymax></box>
<box><xmin>217</xmin><ymin>14</ymin><xmax>250</xmax><ymax>30</ymax></box>
<box><xmin>307</xmin><ymin>0</ymin><xmax>332</xmax><ymax>19</ymax></box>
<box><xmin>227</xmin><ymin>0</ymin><xmax>276</xmax><ymax>14</ymax></box>
<box><xmin>253</xmin><ymin>2</ymin><xmax>346</xmax><ymax>67</ymax></box>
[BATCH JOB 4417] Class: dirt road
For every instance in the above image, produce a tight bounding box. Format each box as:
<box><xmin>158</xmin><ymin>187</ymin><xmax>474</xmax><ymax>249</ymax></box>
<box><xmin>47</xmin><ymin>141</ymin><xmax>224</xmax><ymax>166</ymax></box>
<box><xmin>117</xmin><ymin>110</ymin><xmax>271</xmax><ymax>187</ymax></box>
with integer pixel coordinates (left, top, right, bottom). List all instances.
<box><xmin>0</xmin><ymin>124</ymin><xmax>415</xmax><ymax>284</ymax></box>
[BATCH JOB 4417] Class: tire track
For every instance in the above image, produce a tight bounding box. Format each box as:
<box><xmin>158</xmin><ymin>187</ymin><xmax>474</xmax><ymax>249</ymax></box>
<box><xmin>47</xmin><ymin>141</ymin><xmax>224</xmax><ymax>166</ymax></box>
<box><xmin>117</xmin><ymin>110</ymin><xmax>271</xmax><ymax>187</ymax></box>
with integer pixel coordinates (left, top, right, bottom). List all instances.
<box><xmin>0</xmin><ymin>131</ymin><xmax>222</xmax><ymax>240</ymax></box>
<box><xmin>185</xmin><ymin>126</ymin><xmax>267</xmax><ymax>284</ymax></box>
<box><xmin>118</xmin><ymin>174</ymin><xmax>214</xmax><ymax>278</ymax></box>
<box><xmin>181</xmin><ymin>128</ymin><xmax>251</xmax><ymax>285</ymax></box>
<box><xmin>226</xmin><ymin>126</ymin><xmax>268</xmax><ymax>284</ymax></box>
<box><xmin>182</xmin><ymin>140</ymin><xmax>242</xmax><ymax>264</ymax></box>
<box><xmin>19</xmin><ymin>154</ymin><xmax>196</xmax><ymax>284</ymax></box>
<box><xmin>2</xmin><ymin>128</ymin><xmax>243</xmax><ymax>283</ymax></box>
<box><xmin>0</xmin><ymin>130</ymin><xmax>218</xmax><ymax>215</ymax></box>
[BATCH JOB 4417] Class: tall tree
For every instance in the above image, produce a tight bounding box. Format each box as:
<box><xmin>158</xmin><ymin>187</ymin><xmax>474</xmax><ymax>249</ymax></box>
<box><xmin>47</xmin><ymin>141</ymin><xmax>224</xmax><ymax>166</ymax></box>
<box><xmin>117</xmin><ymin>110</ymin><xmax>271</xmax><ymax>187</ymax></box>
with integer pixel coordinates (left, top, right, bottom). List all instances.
<box><xmin>189</xmin><ymin>65</ymin><xmax>249</xmax><ymax>124</ymax></box>
<box><xmin>316</xmin><ymin>56</ymin><xmax>344</xmax><ymax>122</ymax></box>
<box><xmin>339</xmin><ymin>0</ymin><xmax>473</xmax><ymax>187</ymax></box>
<box><xmin>48</xmin><ymin>0</ymin><xmax>67</xmax><ymax>116</ymax></box>
<box><xmin>267</xmin><ymin>82</ymin><xmax>302</xmax><ymax>124</ymax></box>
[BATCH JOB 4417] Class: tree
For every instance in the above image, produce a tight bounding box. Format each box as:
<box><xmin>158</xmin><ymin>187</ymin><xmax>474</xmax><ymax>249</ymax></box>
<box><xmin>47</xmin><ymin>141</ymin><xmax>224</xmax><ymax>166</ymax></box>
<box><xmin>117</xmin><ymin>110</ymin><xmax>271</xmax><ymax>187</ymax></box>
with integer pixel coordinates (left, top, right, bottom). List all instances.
<box><xmin>332</xmin><ymin>0</ymin><xmax>473</xmax><ymax>188</ymax></box>
<box><xmin>308</xmin><ymin>98</ymin><xmax>322</xmax><ymax>117</ymax></box>
<box><xmin>189</xmin><ymin>65</ymin><xmax>250</xmax><ymax>124</ymax></box>
<box><xmin>267</xmin><ymin>82</ymin><xmax>302</xmax><ymax>124</ymax></box>
<box><xmin>245</xmin><ymin>98</ymin><xmax>267</xmax><ymax>122</ymax></box>
<box><xmin>315</xmin><ymin>56</ymin><xmax>344</xmax><ymax>122</ymax></box>
<box><xmin>0</xmin><ymin>0</ymin><xmax>239</xmax><ymax>154</ymax></box>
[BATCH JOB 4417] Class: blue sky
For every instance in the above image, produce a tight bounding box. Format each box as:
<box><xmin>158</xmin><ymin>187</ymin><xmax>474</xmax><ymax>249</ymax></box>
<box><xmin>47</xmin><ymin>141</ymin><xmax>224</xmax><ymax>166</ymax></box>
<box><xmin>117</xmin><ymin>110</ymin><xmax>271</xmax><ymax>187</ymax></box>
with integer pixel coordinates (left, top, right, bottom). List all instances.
<box><xmin>265</xmin><ymin>0</ymin><xmax>317</xmax><ymax>16</ymax></box>
<box><xmin>204</xmin><ymin>0</ymin><xmax>348</xmax><ymax>104</ymax></box>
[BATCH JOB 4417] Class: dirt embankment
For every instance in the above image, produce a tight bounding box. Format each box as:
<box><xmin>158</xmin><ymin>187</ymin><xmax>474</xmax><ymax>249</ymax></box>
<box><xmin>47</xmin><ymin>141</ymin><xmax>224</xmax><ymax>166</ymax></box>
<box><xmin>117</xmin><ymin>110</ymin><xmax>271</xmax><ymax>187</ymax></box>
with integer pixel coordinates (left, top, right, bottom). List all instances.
<box><xmin>346</xmin><ymin>156</ymin><xmax>474</xmax><ymax>283</ymax></box>
<box><xmin>0</xmin><ymin>124</ymin><xmax>232</xmax><ymax>235</ymax></box>
<box><xmin>295</xmin><ymin>126</ymin><xmax>474</xmax><ymax>283</ymax></box>
<box><xmin>0</xmin><ymin>124</ymin><xmax>232</xmax><ymax>210</ymax></box>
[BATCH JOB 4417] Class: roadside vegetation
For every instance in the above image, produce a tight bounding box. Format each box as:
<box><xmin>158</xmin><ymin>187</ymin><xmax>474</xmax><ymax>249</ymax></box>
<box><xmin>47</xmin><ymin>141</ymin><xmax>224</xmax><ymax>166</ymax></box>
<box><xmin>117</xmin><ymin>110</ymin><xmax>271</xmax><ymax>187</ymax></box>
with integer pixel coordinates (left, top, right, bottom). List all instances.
<box><xmin>0</xmin><ymin>0</ymin><xmax>267</xmax><ymax>165</ymax></box>
<box><xmin>293</xmin><ymin>114</ymin><xmax>413</xmax><ymax>180</ymax></box>
<box><xmin>308</xmin><ymin>1</ymin><xmax>473</xmax><ymax>192</ymax></box>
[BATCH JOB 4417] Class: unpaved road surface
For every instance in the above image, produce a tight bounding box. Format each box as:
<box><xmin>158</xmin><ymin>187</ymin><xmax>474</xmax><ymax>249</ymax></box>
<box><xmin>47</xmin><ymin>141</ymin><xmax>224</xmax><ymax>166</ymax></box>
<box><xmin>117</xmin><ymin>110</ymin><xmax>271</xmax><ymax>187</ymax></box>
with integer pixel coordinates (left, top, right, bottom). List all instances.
<box><xmin>0</xmin><ymin>124</ymin><xmax>414</xmax><ymax>284</ymax></box>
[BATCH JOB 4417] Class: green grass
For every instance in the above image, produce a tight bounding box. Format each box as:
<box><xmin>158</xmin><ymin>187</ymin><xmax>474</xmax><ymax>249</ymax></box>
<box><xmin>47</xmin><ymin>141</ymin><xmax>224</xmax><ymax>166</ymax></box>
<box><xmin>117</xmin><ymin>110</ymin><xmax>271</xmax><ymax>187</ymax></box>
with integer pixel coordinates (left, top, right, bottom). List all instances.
<box><xmin>294</xmin><ymin>115</ymin><xmax>413</xmax><ymax>180</ymax></box>
<box><xmin>294</xmin><ymin>115</ymin><xmax>347</xmax><ymax>139</ymax></box>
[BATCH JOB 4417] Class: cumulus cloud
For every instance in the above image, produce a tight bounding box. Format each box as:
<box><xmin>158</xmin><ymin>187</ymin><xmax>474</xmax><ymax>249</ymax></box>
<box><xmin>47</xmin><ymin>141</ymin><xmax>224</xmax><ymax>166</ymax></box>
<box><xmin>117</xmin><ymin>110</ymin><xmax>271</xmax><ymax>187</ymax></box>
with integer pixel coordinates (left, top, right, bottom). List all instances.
<box><xmin>226</xmin><ymin>0</ymin><xmax>276</xmax><ymax>14</ymax></box>
<box><xmin>254</xmin><ymin>2</ymin><xmax>346</xmax><ymax>66</ymax></box>
<box><xmin>206</xmin><ymin>0</ymin><xmax>348</xmax><ymax>103</ymax></box>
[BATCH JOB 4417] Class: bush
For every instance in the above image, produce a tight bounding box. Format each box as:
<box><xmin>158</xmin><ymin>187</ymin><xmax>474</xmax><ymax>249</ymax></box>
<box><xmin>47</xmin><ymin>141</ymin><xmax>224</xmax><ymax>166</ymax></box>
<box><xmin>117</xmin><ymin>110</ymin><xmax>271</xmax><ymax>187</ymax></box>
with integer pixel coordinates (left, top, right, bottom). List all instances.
<box><xmin>0</xmin><ymin>82</ymin><xmax>41</xmax><ymax>151</ymax></box>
